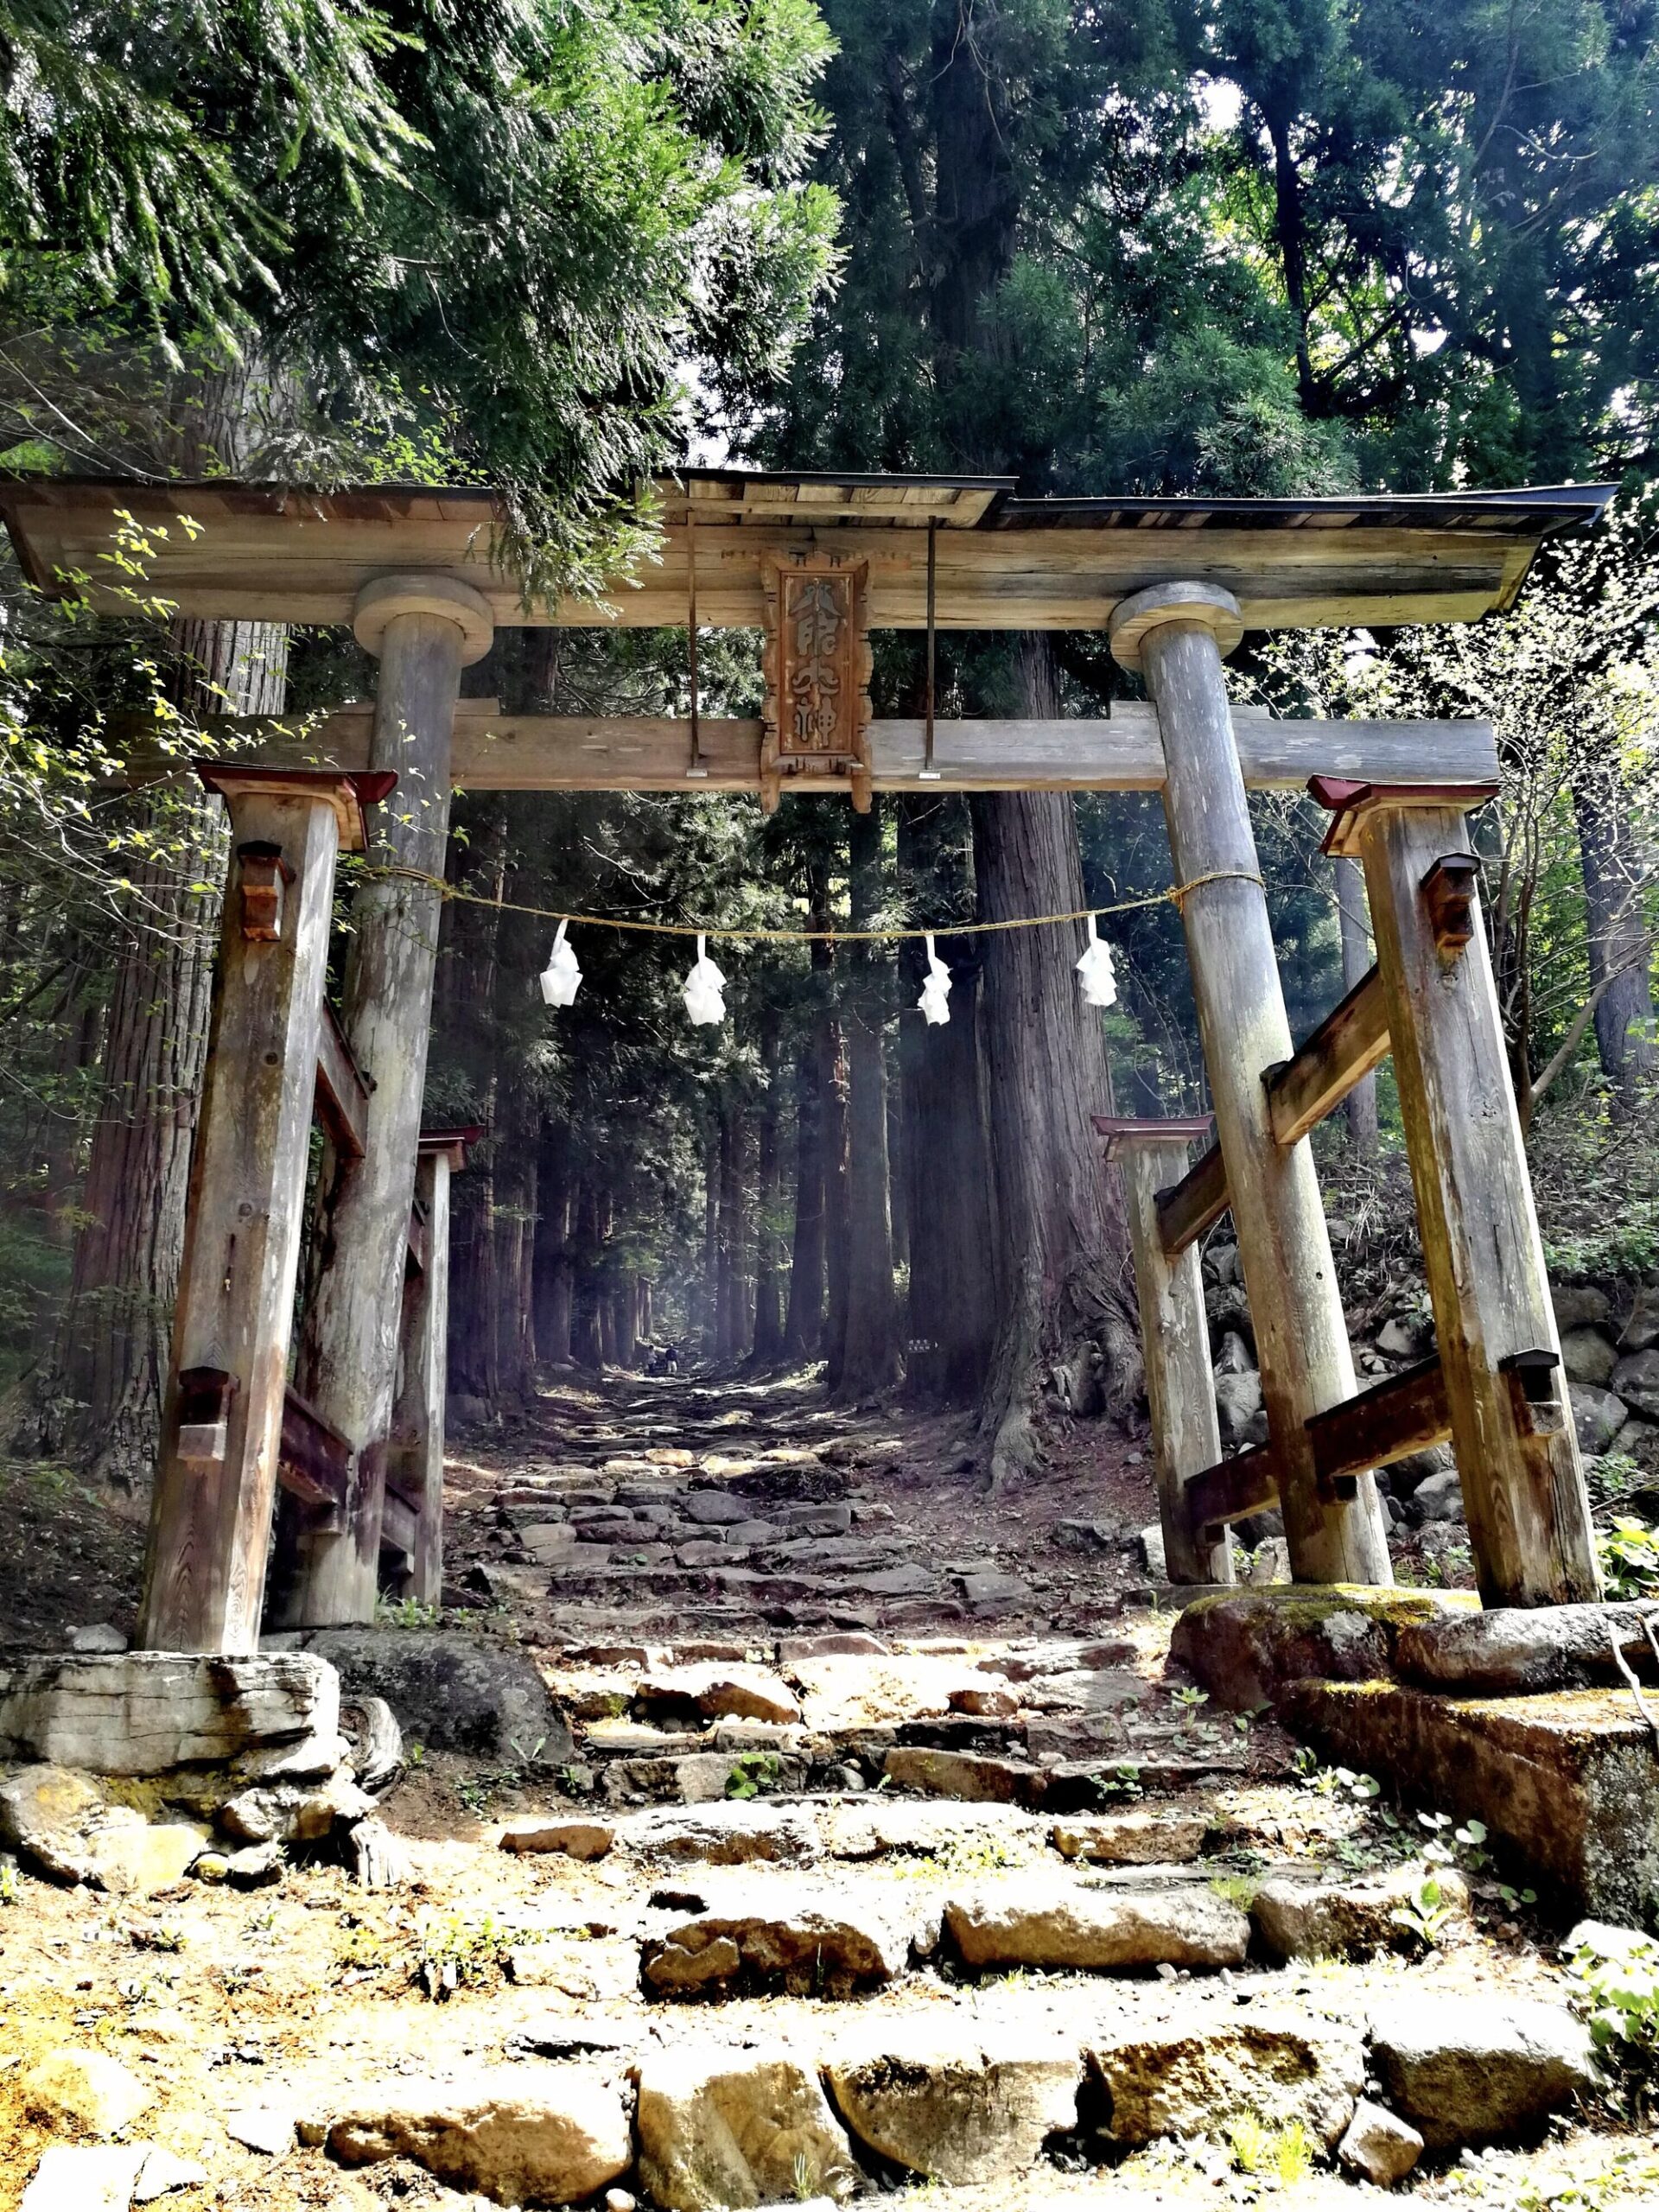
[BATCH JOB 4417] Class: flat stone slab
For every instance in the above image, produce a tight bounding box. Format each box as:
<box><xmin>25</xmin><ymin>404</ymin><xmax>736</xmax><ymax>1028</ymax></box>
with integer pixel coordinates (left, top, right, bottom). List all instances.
<box><xmin>636</xmin><ymin>2052</ymin><xmax>858</xmax><ymax>2212</ymax></box>
<box><xmin>327</xmin><ymin>2063</ymin><xmax>632</xmax><ymax>2202</ymax></box>
<box><xmin>1088</xmin><ymin>2006</ymin><xmax>1364</xmax><ymax>2150</ymax></box>
<box><xmin>1285</xmin><ymin>1677</ymin><xmax>1659</xmax><ymax>1921</ymax></box>
<box><xmin>1051</xmin><ymin>1809</ymin><xmax>1207</xmax><ymax>1865</ymax></box>
<box><xmin>827</xmin><ymin>2027</ymin><xmax>1080</xmax><ymax>2184</ymax></box>
<box><xmin>620</xmin><ymin>1802</ymin><xmax>821</xmax><ymax>1866</ymax></box>
<box><xmin>1395</xmin><ymin>1602</ymin><xmax>1659</xmax><ymax>1694</ymax></box>
<box><xmin>1250</xmin><ymin>1860</ymin><xmax>1470</xmax><ymax>1960</ymax></box>
<box><xmin>944</xmin><ymin>1877</ymin><xmax>1249</xmax><ymax>1972</ymax></box>
<box><xmin>644</xmin><ymin>1880</ymin><xmax>919</xmax><ymax>1995</ymax></box>
<box><xmin>0</xmin><ymin>1652</ymin><xmax>338</xmax><ymax>1774</ymax></box>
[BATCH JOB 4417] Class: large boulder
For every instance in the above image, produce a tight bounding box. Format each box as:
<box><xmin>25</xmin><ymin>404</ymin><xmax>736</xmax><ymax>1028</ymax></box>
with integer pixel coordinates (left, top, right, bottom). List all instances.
<box><xmin>1088</xmin><ymin>2008</ymin><xmax>1363</xmax><ymax>2149</ymax></box>
<box><xmin>1412</xmin><ymin>1468</ymin><xmax>1465</xmax><ymax>1522</ymax></box>
<box><xmin>0</xmin><ymin>1652</ymin><xmax>337</xmax><ymax>1775</ymax></box>
<box><xmin>1169</xmin><ymin>1587</ymin><xmax>1471</xmax><ymax>1712</ymax></box>
<box><xmin>1560</xmin><ymin>1327</ymin><xmax>1618</xmax><ymax>1388</ymax></box>
<box><xmin>1572</xmin><ymin>1384</ymin><xmax>1630</xmax><ymax>1456</ymax></box>
<box><xmin>1368</xmin><ymin>1995</ymin><xmax>1595</xmax><ymax>2148</ymax></box>
<box><xmin>1214</xmin><ymin>1371</ymin><xmax>1263</xmax><ymax>1446</ymax></box>
<box><xmin>1396</xmin><ymin>1604</ymin><xmax>1659</xmax><ymax>1695</ymax></box>
<box><xmin>827</xmin><ymin>2028</ymin><xmax>1079</xmax><ymax>2184</ymax></box>
<box><xmin>944</xmin><ymin>1877</ymin><xmax>1249</xmax><ymax>1973</ymax></box>
<box><xmin>327</xmin><ymin>2063</ymin><xmax>631</xmax><ymax>2202</ymax></box>
<box><xmin>302</xmin><ymin>1629</ymin><xmax>573</xmax><ymax>1762</ymax></box>
<box><xmin>635</xmin><ymin>2052</ymin><xmax>857</xmax><ymax>2209</ymax></box>
<box><xmin>0</xmin><ymin>1766</ymin><xmax>205</xmax><ymax>1895</ymax></box>
<box><xmin>1251</xmin><ymin>1861</ymin><xmax>1469</xmax><ymax>1960</ymax></box>
<box><xmin>1619</xmin><ymin>1284</ymin><xmax>1659</xmax><ymax>1353</ymax></box>
<box><xmin>1611</xmin><ymin>1350</ymin><xmax>1659</xmax><ymax>1422</ymax></box>
<box><xmin>619</xmin><ymin>1802</ymin><xmax>820</xmax><ymax>1866</ymax></box>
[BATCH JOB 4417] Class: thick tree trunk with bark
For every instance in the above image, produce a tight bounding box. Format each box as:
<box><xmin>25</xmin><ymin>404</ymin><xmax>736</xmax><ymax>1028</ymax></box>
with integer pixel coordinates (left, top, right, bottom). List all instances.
<box><xmin>821</xmin><ymin>1014</ymin><xmax>852</xmax><ymax>1390</ymax></box>
<box><xmin>569</xmin><ymin>1180</ymin><xmax>603</xmax><ymax>1368</ymax></box>
<box><xmin>44</xmin><ymin>619</ymin><xmax>286</xmax><ymax>1481</ymax></box>
<box><xmin>836</xmin><ymin>803</ymin><xmax>900</xmax><ymax>1399</ymax></box>
<box><xmin>897</xmin><ymin>796</ymin><xmax>996</xmax><ymax>1404</ymax></box>
<box><xmin>437</xmin><ymin>799</ymin><xmax>505</xmax><ymax>1406</ymax></box>
<box><xmin>532</xmin><ymin>1121</ymin><xmax>573</xmax><ymax>1365</ymax></box>
<box><xmin>782</xmin><ymin>1039</ymin><xmax>825</xmax><ymax>1357</ymax></box>
<box><xmin>750</xmin><ymin>1018</ymin><xmax>787</xmax><ymax>1364</ymax></box>
<box><xmin>969</xmin><ymin>647</ymin><xmax>1138</xmax><ymax>1484</ymax></box>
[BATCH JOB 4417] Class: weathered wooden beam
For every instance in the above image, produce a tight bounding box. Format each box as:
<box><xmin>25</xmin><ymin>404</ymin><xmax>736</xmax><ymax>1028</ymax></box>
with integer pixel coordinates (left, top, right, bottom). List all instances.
<box><xmin>278</xmin><ymin>576</ymin><xmax>491</xmax><ymax>1629</ymax></box>
<box><xmin>1155</xmin><ymin>1141</ymin><xmax>1230</xmax><ymax>1259</ymax></box>
<box><xmin>278</xmin><ymin>1384</ymin><xmax>354</xmax><ymax>1509</ymax></box>
<box><xmin>1357</xmin><ymin>801</ymin><xmax>1602</xmax><ymax>1605</ymax></box>
<box><xmin>1265</xmin><ymin>967</ymin><xmax>1390</xmax><ymax>1147</ymax></box>
<box><xmin>174</xmin><ymin>707</ymin><xmax>1499</xmax><ymax>796</ymax></box>
<box><xmin>138</xmin><ymin>783</ymin><xmax>347</xmax><ymax>1652</ymax></box>
<box><xmin>1116</xmin><ymin>581</ymin><xmax>1392</xmax><ymax>1586</ymax></box>
<box><xmin>1187</xmin><ymin>1444</ymin><xmax>1281</xmax><ymax>1548</ymax></box>
<box><xmin>1117</xmin><ymin>1135</ymin><xmax>1232</xmax><ymax>1586</ymax></box>
<box><xmin>314</xmin><ymin>1000</ymin><xmax>372</xmax><ymax>1161</ymax></box>
<box><xmin>379</xmin><ymin>1491</ymin><xmax>419</xmax><ymax>1563</ymax></box>
<box><xmin>1306</xmin><ymin>1356</ymin><xmax>1451</xmax><ymax>1491</ymax></box>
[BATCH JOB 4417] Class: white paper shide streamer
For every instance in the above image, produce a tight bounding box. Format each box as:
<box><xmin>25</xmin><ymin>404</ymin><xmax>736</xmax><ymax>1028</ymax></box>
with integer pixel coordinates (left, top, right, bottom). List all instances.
<box><xmin>1075</xmin><ymin>912</ymin><xmax>1117</xmax><ymax>1009</ymax></box>
<box><xmin>917</xmin><ymin>931</ymin><xmax>952</xmax><ymax>1026</ymax></box>
<box><xmin>682</xmin><ymin>932</ymin><xmax>727</xmax><ymax>1027</ymax></box>
<box><xmin>538</xmin><ymin>919</ymin><xmax>582</xmax><ymax>1007</ymax></box>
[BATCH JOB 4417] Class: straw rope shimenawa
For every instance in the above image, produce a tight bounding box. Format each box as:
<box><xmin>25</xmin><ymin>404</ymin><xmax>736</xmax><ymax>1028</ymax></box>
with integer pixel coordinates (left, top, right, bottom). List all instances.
<box><xmin>364</xmin><ymin>864</ymin><xmax>1265</xmax><ymax>943</ymax></box>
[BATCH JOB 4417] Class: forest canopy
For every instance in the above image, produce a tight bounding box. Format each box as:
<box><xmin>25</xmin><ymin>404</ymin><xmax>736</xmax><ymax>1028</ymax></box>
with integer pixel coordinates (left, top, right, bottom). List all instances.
<box><xmin>0</xmin><ymin>0</ymin><xmax>1656</xmax><ymax>1491</ymax></box>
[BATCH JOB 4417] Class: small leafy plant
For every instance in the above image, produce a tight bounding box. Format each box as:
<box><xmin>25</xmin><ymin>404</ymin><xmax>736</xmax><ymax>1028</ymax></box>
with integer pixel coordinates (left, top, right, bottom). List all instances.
<box><xmin>1390</xmin><ymin>1872</ymin><xmax>1459</xmax><ymax>1951</ymax></box>
<box><xmin>726</xmin><ymin>1751</ymin><xmax>785</xmax><ymax>1801</ymax></box>
<box><xmin>411</xmin><ymin>1910</ymin><xmax>516</xmax><ymax>2001</ymax></box>
<box><xmin>1565</xmin><ymin>1921</ymin><xmax>1659</xmax><ymax>2085</ymax></box>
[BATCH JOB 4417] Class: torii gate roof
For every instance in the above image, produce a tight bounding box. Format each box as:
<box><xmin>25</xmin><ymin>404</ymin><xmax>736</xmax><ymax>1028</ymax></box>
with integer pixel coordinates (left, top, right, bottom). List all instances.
<box><xmin>0</xmin><ymin>470</ymin><xmax>1614</xmax><ymax>633</ymax></box>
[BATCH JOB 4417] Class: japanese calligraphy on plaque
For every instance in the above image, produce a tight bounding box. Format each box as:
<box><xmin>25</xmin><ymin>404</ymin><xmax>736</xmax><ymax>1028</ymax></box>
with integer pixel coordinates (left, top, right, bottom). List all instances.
<box><xmin>760</xmin><ymin>553</ymin><xmax>874</xmax><ymax>812</ymax></box>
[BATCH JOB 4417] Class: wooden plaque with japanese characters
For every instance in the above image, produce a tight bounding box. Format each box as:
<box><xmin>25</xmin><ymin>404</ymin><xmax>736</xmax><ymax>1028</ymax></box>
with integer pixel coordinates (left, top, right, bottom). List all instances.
<box><xmin>760</xmin><ymin>553</ymin><xmax>874</xmax><ymax>812</ymax></box>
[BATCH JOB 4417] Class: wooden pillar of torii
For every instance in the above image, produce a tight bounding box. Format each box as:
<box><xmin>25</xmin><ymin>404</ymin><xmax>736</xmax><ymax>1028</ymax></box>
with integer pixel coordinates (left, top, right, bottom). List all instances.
<box><xmin>1105</xmin><ymin>584</ymin><xmax>1600</xmax><ymax>1607</ymax></box>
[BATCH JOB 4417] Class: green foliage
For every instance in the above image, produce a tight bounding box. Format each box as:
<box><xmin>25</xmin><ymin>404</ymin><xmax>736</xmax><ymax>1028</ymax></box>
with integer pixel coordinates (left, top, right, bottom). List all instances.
<box><xmin>411</xmin><ymin>1909</ymin><xmax>516</xmax><ymax>2001</ymax></box>
<box><xmin>1599</xmin><ymin>1519</ymin><xmax>1659</xmax><ymax>1602</ymax></box>
<box><xmin>1566</xmin><ymin>1922</ymin><xmax>1659</xmax><ymax>2085</ymax></box>
<box><xmin>725</xmin><ymin>1751</ymin><xmax>785</xmax><ymax>1799</ymax></box>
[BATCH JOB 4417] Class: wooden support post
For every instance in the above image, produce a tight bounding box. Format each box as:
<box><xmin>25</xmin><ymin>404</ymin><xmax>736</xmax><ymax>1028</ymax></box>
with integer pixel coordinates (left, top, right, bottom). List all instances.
<box><xmin>1104</xmin><ymin>1123</ymin><xmax>1232</xmax><ymax>1585</ymax></box>
<box><xmin>1111</xmin><ymin>583</ymin><xmax>1392</xmax><ymax>1586</ymax></box>
<box><xmin>279</xmin><ymin>575</ymin><xmax>493</xmax><ymax>1627</ymax></box>
<box><xmin>1353</xmin><ymin>798</ymin><xmax>1602</xmax><ymax>1605</ymax></box>
<box><xmin>138</xmin><ymin>771</ymin><xmax>368</xmax><ymax>1651</ymax></box>
<box><xmin>386</xmin><ymin>1129</ymin><xmax>474</xmax><ymax>1605</ymax></box>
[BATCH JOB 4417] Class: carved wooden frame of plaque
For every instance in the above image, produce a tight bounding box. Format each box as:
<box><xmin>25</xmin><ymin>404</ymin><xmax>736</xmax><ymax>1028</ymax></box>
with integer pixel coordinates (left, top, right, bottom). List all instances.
<box><xmin>760</xmin><ymin>552</ymin><xmax>874</xmax><ymax>813</ymax></box>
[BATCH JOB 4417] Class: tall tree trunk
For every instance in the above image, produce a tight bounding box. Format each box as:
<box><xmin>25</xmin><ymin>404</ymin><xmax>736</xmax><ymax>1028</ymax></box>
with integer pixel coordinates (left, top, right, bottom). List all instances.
<box><xmin>702</xmin><ymin>1122</ymin><xmax>721</xmax><ymax>1361</ymax></box>
<box><xmin>838</xmin><ymin>801</ymin><xmax>900</xmax><ymax>1398</ymax></box>
<box><xmin>532</xmin><ymin>1119</ymin><xmax>573</xmax><ymax>1365</ymax></box>
<box><xmin>1333</xmin><ymin>855</ymin><xmax>1380</xmax><ymax>1154</ymax></box>
<box><xmin>438</xmin><ymin>798</ymin><xmax>506</xmax><ymax>1406</ymax></box>
<box><xmin>43</xmin><ymin>619</ymin><xmax>287</xmax><ymax>1480</ymax></box>
<box><xmin>717</xmin><ymin>1103</ymin><xmax>749</xmax><ymax>1363</ymax></box>
<box><xmin>1573</xmin><ymin>758</ymin><xmax>1656</xmax><ymax>1111</ymax></box>
<box><xmin>897</xmin><ymin>795</ymin><xmax>996</xmax><ymax>1403</ymax></box>
<box><xmin>821</xmin><ymin>1015</ymin><xmax>852</xmax><ymax>1391</ymax></box>
<box><xmin>750</xmin><ymin>1017</ymin><xmax>786</xmax><ymax>1364</ymax></box>
<box><xmin>782</xmin><ymin>1039</ymin><xmax>825</xmax><ymax>1357</ymax></box>
<box><xmin>969</xmin><ymin>645</ymin><xmax>1138</xmax><ymax>1484</ymax></box>
<box><xmin>568</xmin><ymin>1180</ymin><xmax>602</xmax><ymax>1368</ymax></box>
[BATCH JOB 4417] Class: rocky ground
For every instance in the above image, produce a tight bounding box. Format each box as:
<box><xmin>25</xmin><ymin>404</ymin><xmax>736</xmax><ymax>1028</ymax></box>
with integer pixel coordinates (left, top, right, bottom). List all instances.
<box><xmin>3</xmin><ymin>1367</ymin><xmax>1659</xmax><ymax>2211</ymax></box>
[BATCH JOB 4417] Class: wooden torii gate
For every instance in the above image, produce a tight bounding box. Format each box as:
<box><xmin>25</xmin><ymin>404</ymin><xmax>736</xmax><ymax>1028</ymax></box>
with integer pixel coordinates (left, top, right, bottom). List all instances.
<box><xmin>0</xmin><ymin>470</ymin><xmax>1615</xmax><ymax>1650</ymax></box>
